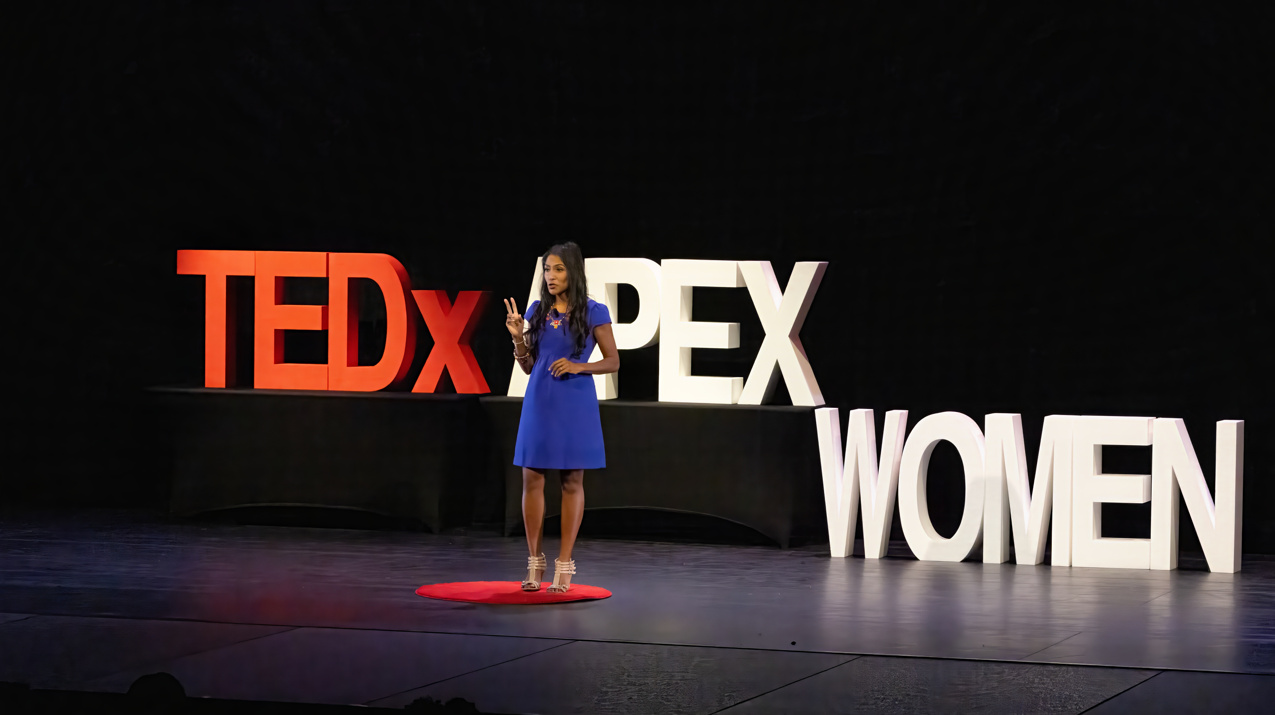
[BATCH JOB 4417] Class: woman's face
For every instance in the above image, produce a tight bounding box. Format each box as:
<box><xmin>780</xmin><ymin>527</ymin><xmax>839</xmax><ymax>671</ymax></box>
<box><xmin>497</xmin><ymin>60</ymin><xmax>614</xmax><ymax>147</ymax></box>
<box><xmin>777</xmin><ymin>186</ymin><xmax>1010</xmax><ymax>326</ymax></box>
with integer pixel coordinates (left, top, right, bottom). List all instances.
<box><xmin>544</xmin><ymin>254</ymin><xmax>568</xmax><ymax>297</ymax></box>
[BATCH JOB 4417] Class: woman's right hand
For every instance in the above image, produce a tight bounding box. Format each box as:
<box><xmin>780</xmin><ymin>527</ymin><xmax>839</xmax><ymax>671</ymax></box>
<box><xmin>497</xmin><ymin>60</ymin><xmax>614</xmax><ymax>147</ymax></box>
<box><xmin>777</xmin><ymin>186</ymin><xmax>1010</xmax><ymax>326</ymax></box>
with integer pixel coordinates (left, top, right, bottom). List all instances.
<box><xmin>504</xmin><ymin>298</ymin><xmax>524</xmax><ymax>339</ymax></box>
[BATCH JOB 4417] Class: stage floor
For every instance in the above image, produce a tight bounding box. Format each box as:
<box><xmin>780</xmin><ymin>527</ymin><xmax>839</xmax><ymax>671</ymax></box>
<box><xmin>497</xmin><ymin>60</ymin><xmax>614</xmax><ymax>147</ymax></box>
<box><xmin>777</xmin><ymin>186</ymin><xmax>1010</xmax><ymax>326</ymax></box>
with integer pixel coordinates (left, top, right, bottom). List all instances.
<box><xmin>2</xmin><ymin>509</ymin><xmax>1274</xmax><ymax>714</ymax></box>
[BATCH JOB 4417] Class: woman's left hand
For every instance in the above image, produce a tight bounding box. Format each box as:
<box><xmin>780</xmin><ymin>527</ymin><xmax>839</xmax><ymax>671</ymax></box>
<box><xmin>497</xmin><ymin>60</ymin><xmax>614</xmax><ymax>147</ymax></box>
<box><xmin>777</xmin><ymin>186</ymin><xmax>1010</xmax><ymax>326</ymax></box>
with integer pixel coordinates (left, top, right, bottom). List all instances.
<box><xmin>549</xmin><ymin>358</ymin><xmax>582</xmax><ymax>378</ymax></box>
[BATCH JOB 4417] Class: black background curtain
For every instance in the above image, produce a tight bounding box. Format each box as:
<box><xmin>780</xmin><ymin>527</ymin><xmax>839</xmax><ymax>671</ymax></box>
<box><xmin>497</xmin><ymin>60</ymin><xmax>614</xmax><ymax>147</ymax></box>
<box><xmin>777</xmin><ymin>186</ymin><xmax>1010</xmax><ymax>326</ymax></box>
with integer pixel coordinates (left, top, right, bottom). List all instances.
<box><xmin>7</xmin><ymin>1</ymin><xmax>1272</xmax><ymax>550</ymax></box>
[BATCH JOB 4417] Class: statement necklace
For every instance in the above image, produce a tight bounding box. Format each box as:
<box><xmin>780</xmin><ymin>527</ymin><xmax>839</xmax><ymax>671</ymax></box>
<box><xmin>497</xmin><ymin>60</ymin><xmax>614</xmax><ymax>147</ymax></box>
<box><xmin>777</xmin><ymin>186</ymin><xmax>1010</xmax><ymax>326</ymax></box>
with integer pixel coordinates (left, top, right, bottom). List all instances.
<box><xmin>549</xmin><ymin>305</ymin><xmax>570</xmax><ymax>329</ymax></box>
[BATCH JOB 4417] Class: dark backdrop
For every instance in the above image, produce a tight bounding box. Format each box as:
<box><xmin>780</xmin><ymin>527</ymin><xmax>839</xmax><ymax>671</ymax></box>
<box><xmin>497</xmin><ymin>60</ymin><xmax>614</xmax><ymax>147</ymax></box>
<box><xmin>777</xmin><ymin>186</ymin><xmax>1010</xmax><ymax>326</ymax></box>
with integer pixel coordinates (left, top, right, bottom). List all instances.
<box><xmin>8</xmin><ymin>1</ymin><xmax>1273</xmax><ymax>552</ymax></box>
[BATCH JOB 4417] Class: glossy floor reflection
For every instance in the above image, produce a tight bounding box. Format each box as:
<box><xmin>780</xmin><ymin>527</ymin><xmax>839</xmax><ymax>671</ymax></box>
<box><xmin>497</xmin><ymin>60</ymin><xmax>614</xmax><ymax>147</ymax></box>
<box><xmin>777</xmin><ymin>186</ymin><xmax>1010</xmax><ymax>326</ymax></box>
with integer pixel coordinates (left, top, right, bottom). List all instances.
<box><xmin>2</xmin><ymin>508</ymin><xmax>1274</xmax><ymax>713</ymax></box>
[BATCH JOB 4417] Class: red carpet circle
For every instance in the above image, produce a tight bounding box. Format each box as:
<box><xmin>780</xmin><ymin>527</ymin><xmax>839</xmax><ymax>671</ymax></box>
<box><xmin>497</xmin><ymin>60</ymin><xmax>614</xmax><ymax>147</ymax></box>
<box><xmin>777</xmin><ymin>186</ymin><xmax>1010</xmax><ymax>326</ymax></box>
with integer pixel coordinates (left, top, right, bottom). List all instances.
<box><xmin>415</xmin><ymin>581</ymin><xmax>612</xmax><ymax>605</ymax></box>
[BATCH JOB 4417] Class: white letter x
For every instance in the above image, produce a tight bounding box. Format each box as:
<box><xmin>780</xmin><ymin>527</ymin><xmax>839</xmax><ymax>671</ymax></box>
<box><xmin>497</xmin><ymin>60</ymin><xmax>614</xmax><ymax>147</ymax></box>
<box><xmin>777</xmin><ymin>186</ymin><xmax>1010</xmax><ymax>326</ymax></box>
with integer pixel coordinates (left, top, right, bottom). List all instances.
<box><xmin>738</xmin><ymin>261</ymin><xmax>827</xmax><ymax>406</ymax></box>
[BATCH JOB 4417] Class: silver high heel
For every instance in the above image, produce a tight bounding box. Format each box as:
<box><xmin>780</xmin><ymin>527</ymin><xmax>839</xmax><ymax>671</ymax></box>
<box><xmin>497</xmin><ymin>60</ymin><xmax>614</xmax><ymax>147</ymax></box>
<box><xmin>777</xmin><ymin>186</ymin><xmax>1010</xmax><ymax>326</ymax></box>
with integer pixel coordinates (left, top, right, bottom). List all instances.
<box><xmin>522</xmin><ymin>554</ymin><xmax>547</xmax><ymax>591</ymax></box>
<box><xmin>547</xmin><ymin>558</ymin><xmax>575</xmax><ymax>594</ymax></box>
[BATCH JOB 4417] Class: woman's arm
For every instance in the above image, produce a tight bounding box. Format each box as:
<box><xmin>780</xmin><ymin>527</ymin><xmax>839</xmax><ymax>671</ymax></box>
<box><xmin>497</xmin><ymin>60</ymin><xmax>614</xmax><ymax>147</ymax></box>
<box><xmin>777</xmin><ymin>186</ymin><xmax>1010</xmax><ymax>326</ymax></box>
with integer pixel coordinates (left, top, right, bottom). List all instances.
<box><xmin>513</xmin><ymin>337</ymin><xmax>534</xmax><ymax>375</ymax></box>
<box><xmin>550</xmin><ymin>323</ymin><xmax>620</xmax><ymax>377</ymax></box>
<box><xmin>506</xmin><ymin>297</ymin><xmax>534</xmax><ymax>375</ymax></box>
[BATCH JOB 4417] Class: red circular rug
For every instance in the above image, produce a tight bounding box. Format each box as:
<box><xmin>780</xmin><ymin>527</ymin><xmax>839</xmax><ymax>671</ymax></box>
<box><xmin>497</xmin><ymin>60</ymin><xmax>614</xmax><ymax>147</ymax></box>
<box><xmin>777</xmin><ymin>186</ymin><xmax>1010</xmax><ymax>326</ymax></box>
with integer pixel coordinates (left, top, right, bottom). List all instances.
<box><xmin>415</xmin><ymin>581</ymin><xmax>612</xmax><ymax>605</ymax></box>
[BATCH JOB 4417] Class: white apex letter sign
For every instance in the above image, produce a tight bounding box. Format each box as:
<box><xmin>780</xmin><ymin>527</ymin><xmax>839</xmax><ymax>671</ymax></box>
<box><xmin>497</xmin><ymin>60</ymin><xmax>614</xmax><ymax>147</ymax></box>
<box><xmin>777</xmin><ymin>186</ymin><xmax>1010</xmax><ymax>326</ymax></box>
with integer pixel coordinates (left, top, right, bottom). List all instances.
<box><xmin>815</xmin><ymin>410</ymin><xmax>1245</xmax><ymax>573</ymax></box>
<box><xmin>584</xmin><ymin>258</ymin><xmax>662</xmax><ymax>399</ymax></box>
<box><xmin>509</xmin><ymin>257</ymin><xmax>826</xmax><ymax>405</ymax></box>
<box><xmin>738</xmin><ymin>261</ymin><xmax>827</xmax><ymax>406</ymax></box>
<box><xmin>658</xmin><ymin>259</ymin><xmax>745</xmax><ymax>404</ymax></box>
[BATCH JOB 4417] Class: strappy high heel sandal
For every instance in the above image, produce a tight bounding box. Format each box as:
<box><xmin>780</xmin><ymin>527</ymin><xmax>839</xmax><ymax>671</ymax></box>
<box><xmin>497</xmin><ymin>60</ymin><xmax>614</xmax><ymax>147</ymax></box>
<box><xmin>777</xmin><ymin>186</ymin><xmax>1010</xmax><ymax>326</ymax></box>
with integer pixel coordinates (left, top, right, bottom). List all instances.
<box><xmin>547</xmin><ymin>558</ymin><xmax>575</xmax><ymax>594</ymax></box>
<box><xmin>522</xmin><ymin>553</ymin><xmax>547</xmax><ymax>591</ymax></box>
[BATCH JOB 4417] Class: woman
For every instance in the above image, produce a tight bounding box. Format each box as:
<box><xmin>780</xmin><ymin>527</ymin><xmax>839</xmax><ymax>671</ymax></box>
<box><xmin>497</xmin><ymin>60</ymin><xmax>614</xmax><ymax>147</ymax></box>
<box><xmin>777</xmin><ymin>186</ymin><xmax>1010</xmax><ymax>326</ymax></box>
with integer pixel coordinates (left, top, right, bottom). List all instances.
<box><xmin>505</xmin><ymin>242</ymin><xmax>619</xmax><ymax>593</ymax></box>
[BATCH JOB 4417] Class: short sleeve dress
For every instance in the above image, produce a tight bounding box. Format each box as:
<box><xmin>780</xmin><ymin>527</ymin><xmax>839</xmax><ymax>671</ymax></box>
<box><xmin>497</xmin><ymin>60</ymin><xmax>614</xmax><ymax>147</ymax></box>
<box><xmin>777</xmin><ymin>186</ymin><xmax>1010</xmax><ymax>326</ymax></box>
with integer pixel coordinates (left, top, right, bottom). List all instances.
<box><xmin>513</xmin><ymin>299</ymin><xmax>612</xmax><ymax>471</ymax></box>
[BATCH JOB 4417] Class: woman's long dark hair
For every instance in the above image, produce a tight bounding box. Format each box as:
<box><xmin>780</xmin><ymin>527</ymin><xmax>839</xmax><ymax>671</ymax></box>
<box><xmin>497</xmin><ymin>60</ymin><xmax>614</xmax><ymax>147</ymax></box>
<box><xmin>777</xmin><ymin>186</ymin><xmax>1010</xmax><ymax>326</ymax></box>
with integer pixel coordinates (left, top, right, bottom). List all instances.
<box><xmin>526</xmin><ymin>242</ymin><xmax>590</xmax><ymax>362</ymax></box>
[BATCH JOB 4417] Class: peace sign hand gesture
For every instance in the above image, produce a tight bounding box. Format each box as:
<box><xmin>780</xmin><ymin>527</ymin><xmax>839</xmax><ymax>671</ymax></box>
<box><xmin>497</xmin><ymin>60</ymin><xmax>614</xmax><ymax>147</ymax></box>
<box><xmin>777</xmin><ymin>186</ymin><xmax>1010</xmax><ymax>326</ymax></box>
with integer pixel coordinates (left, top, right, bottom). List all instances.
<box><xmin>504</xmin><ymin>298</ymin><xmax>525</xmax><ymax>339</ymax></box>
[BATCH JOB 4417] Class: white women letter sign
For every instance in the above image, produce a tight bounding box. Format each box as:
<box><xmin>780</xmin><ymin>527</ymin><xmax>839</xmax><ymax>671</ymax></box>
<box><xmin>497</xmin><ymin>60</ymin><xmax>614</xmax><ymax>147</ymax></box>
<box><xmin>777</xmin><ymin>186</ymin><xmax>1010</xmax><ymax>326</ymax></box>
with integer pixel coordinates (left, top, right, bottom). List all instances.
<box><xmin>815</xmin><ymin>409</ymin><xmax>1245</xmax><ymax>573</ymax></box>
<box><xmin>508</xmin><ymin>257</ymin><xmax>827</xmax><ymax>406</ymax></box>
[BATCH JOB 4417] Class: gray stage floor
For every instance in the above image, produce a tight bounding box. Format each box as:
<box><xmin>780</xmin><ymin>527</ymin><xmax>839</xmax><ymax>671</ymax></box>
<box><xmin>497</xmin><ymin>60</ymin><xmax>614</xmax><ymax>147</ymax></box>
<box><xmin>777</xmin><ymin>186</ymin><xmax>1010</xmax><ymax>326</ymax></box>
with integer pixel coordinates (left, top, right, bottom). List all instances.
<box><xmin>2</xmin><ymin>508</ymin><xmax>1274</xmax><ymax>713</ymax></box>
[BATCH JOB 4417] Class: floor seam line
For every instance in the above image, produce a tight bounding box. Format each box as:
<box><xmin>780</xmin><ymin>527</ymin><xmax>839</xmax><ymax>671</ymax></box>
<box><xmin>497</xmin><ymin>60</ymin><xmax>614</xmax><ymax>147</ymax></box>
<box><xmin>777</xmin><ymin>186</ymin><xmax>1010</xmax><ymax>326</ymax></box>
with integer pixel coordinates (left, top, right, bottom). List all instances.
<box><xmin>705</xmin><ymin>655</ymin><xmax>861</xmax><ymax>714</ymax></box>
<box><xmin>1077</xmin><ymin>669</ymin><xmax>1166</xmax><ymax>714</ymax></box>
<box><xmin>1020</xmin><ymin>631</ymin><xmax>1084</xmax><ymax>660</ymax></box>
<box><xmin>3</xmin><ymin>612</ymin><xmax>1265</xmax><ymax>676</ymax></box>
<box><xmin>361</xmin><ymin>639</ymin><xmax>578</xmax><ymax>706</ymax></box>
<box><xmin>69</xmin><ymin>625</ymin><xmax>301</xmax><ymax>690</ymax></box>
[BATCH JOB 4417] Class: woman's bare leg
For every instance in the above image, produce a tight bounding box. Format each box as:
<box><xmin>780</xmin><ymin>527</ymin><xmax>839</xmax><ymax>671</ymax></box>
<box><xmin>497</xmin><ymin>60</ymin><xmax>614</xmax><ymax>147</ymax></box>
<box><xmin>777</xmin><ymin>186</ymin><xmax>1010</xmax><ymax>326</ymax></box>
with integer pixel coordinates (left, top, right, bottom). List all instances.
<box><xmin>558</xmin><ymin>469</ymin><xmax>585</xmax><ymax>562</ymax></box>
<box><xmin>522</xmin><ymin>467</ymin><xmax>546</xmax><ymax>557</ymax></box>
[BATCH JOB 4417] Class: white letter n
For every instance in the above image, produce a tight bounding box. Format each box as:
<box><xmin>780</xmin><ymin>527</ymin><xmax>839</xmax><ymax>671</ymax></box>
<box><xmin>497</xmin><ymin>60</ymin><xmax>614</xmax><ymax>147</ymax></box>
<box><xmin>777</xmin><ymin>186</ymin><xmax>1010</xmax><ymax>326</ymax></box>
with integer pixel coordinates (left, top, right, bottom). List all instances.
<box><xmin>1151</xmin><ymin>418</ymin><xmax>1244</xmax><ymax>573</ymax></box>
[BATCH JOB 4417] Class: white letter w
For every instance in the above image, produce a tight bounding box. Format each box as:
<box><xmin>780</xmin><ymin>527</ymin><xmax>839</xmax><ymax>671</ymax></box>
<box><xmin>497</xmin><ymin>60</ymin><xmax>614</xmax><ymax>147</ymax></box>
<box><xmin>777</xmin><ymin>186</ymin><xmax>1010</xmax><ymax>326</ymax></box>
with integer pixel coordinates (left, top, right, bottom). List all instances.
<box><xmin>815</xmin><ymin>408</ymin><xmax>907</xmax><ymax>558</ymax></box>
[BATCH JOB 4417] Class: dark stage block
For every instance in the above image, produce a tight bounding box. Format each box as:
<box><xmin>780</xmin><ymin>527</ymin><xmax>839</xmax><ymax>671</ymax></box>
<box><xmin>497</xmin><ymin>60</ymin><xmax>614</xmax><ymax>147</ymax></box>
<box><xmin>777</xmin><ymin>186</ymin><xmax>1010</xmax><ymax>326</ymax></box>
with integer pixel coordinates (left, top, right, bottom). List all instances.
<box><xmin>152</xmin><ymin>388</ymin><xmax>487</xmax><ymax>532</ymax></box>
<box><xmin>152</xmin><ymin>389</ymin><xmax>827</xmax><ymax>546</ymax></box>
<box><xmin>483</xmin><ymin>397</ymin><xmax>826</xmax><ymax>547</ymax></box>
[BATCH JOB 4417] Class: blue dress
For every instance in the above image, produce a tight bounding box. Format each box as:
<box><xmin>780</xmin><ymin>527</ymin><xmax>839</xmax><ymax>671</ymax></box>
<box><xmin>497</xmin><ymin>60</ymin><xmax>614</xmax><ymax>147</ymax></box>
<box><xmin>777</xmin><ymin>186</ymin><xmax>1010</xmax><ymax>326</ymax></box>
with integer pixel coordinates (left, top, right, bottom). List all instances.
<box><xmin>514</xmin><ymin>299</ymin><xmax>611</xmax><ymax>470</ymax></box>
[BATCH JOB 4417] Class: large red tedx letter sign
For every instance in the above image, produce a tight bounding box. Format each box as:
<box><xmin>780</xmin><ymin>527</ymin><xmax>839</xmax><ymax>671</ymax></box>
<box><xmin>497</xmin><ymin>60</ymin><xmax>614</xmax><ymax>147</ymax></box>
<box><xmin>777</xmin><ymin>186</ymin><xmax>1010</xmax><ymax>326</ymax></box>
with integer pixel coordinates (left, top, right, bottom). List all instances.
<box><xmin>412</xmin><ymin>290</ymin><xmax>491</xmax><ymax>394</ymax></box>
<box><xmin>178</xmin><ymin>250</ymin><xmax>490</xmax><ymax>393</ymax></box>
<box><xmin>329</xmin><ymin>253</ymin><xmax>417</xmax><ymax>392</ymax></box>
<box><xmin>254</xmin><ymin>251</ymin><xmax>330</xmax><ymax>390</ymax></box>
<box><xmin>176</xmin><ymin>250</ymin><xmax>255</xmax><ymax>388</ymax></box>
